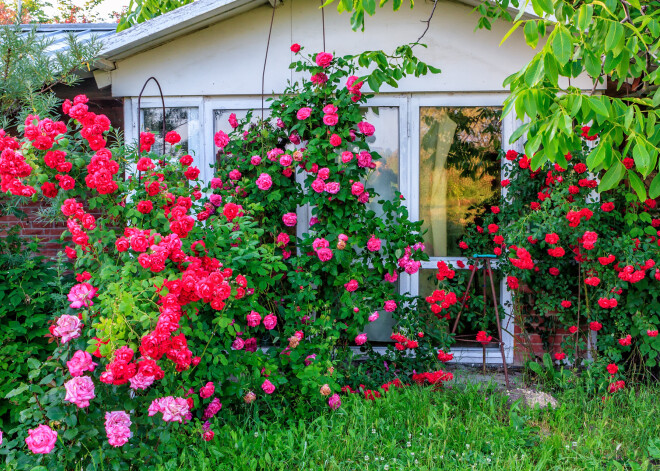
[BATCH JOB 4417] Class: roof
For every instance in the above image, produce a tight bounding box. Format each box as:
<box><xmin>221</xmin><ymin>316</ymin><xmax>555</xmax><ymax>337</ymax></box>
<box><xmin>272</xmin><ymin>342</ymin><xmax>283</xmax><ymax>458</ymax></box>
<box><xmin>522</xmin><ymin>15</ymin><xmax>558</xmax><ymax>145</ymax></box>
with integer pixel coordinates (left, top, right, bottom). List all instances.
<box><xmin>98</xmin><ymin>0</ymin><xmax>271</xmax><ymax>65</ymax></box>
<box><xmin>15</xmin><ymin>23</ymin><xmax>117</xmax><ymax>57</ymax></box>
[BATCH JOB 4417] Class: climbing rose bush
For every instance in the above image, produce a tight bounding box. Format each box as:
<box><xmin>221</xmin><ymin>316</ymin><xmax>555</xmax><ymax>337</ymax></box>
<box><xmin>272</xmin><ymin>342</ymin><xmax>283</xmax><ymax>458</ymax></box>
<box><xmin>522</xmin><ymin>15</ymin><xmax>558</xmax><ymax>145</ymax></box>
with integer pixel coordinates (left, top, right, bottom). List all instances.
<box><xmin>1</xmin><ymin>47</ymin><xmax>451</xmax><ymax>468</ymax></box>
<box><xmin>432</xmin><ymin>134</ymin><xmax>659</xmax><ymax>394</ymax></box>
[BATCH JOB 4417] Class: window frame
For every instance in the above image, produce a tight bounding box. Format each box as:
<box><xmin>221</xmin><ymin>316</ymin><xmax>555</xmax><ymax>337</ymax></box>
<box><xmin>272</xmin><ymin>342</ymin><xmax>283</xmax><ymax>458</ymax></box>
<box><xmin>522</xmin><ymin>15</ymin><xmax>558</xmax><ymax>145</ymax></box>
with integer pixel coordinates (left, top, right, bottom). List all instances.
<box><xmin>409</xmin><ymin>93</ymin><xmax>515</xmax><ymax>364</ymax></box>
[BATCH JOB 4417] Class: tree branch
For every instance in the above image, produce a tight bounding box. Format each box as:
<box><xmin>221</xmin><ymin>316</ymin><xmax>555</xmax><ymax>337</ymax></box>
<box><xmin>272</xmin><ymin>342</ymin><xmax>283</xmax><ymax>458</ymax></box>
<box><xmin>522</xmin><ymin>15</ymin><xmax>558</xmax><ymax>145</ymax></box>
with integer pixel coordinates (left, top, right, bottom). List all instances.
<box><xmin>414</xmin><ymin>0</ymin><xmax>439</xmax><ymax>45</ymax></box>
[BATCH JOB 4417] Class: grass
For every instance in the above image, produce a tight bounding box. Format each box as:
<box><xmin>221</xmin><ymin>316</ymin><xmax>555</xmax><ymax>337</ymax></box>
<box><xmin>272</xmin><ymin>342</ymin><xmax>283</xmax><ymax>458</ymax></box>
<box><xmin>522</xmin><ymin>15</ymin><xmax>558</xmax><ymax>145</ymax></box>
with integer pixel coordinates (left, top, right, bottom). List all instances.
<box><xmin>158</xmin><ymin>383</ymin><xmax>660</xmax><ymax>471</ymax></box>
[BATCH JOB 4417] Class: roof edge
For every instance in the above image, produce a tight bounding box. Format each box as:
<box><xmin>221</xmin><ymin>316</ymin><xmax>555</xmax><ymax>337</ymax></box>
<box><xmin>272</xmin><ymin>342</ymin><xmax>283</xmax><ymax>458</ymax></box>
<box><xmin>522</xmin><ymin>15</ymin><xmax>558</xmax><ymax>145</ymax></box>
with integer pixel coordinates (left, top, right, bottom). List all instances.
<box><xmin>98</xmin><ymin>0</ymin><xmax>269</xmax><ymax>62</ymax></box>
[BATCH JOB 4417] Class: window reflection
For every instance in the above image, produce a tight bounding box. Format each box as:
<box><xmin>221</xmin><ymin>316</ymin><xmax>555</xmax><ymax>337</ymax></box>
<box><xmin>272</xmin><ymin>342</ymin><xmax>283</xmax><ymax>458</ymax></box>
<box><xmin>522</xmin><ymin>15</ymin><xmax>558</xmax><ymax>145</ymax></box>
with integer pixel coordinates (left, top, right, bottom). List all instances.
<box><xmin>141</xmin><ymin>107</ymin><xmax>200</xmax><ymax>157</ymax></box>
<box><xmin>362</xmin><ymin>107</ymin><xmax>399</xmax><ymax>217</ymax></box>
<box><xmin>419</xmin><ymin>107</ymin><xmax>501</xmax><ymax>257</ymax></box>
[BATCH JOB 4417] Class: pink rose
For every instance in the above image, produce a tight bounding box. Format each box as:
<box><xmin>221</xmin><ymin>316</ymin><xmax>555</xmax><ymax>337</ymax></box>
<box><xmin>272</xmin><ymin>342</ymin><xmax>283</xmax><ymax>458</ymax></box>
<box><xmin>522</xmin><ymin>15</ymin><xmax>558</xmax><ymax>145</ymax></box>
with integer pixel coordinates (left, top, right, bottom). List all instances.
<box><xmin>214</xmin><ymin>130</ymin><xmax>230</xmax><ymax>149</ymax></box>
<box><xmin>355</xmin><ymin>333</ymin><xmax>368</xmax><ymax>345</ymax></box>
<box><xmin>128</xmin><ymin>371</ymin><xmax>155</xmax><ymax>390</ymax></box>
<box><xmin>325</xmin><ymin>182</ymin><xmax>340</xmax><ymax>194</ymax></box>
<box><xmin>52</xmin><ymin>314</ymin><xmax>82</xmax><ymax>343</ymax></box>
<box><xmin>199</xmin><ymin>381</ymin><xmax>215</xmax><ymax>399</ymax></box>
<box><xmin>256</xmin><ymin>173</ymin><xmax>272</xmax><ymax>190</ymax></box>
<box><xmin>384</xmin><ymin>300</ymin><xmax>397</xmax><ymax>312</ymax></box>
<box><xmin>344</xmin><ymin>279</ymin><xmax>359</xmax><ymax>292</ymax></box>
<box><xmin>157</xmin><ymin>396</ymin><xmax>190</xmax><ymax>423</ymax></box>
<box><xmin>263</xmin><ymin>314</ymin><xmax>278</xmax><ymax>330</ymax></box>
<box><xmin>279</xmin><ymin>154</ymin><xmax>293</xmax><ymax>166</ymax></box>
<box><xmin>341</xmin><ymin>151</ymin><xmax>353</xmax><ymax>163</ymax></box>
<box><xmin>211</xmin><ymin>177</ymin><xmax>223</xmax><ymax>189</ymax></box>
<box><xmin>203</xmin><ymin>397</ymin><xmax>222</xmax><ymax>419</ymax></box>
<box><xmin>228</xmin><ymin>113</ymin><xmax>239</xmax><ymax>128</ymax></box>
<box><xmin>313</xmin><ymin>238</ymin><xmax>329</xmax><ymax>250</ymax></box>
<box><xmin>25</xmin><ymin>424</ymin><xmax>57</xmax><ymax>454</ymax></box>
<box><xmin>357</xmin><ymin>121</ymin><xmax>375</xmax><ymax>136</ymax></box>
<box><xmin>229</xmin><ymin>169</ymin><xmax>241</xmax><ymax>180</ymax></box>
<box><xmin>232</xmin><ymin>337</ymin><xmax>245</xmax><ymax>350</ymax></box>
<box><xmin>67</xmin><ymin>282</ymin><xmax>98</xmax><ymax>308</ymax></box>
<box><xmin>328</xmin><ymin>393</ymin><xmax>341</xmax><ymax>410</ymax></box>
<box><xmin>329</xmin><ymin>134</ymin><xmax>342</xmax><ymax>146</ymax></box>
<box><xmin>282</xmin><ymin>212</ymin><xmax>297</xmax><ymax>227</ymax></box>
<box><xmin>104</xmin><ymin>411</ymin><xmax>132</xmax><ymax>447</ymax></box>
<box><xmin>247</xmin><ymin>310</ymin><xmax>262</xmax><ymax>327</ymax></box>
<box><xmin>244</xmin><ymin>391</ymin><xmax>257</xmax><ymax>403</ymax></box>
<box><xmin>384</xmin><ymin>271</ymin><xmax>398</xmax><ymax>283</ymax></box>
<box><xmin>296</xmin><ymin>107</ymin><xmax>312</xmax><ymax>120</ymax></box>
<box><xmin>250</xmin><ymin>155</ymin><xmax>262</xmax><ymax>165</ymax></box>
<box><xmin>261</xmin><ymin>379</ymin><xmax>276</xmax><ymax>394</ymax></box>
<box><xmin>315</xmin><ymin>52</ymin><xmax>333</xmax><ymax>68</ymax></box>
<box><xmin>357</xmin><ymin>151</ymin><xmax>373</xmax><ymax>168</ymax></box>
<box><xmin>368</xmin><ymin>311</ymin><xmax>379</xmax><ymax>322</ymax></box>
<box><xmin>64</xmin><ymin>376</ymin><xmax>95</xmax><ymax>408</ymax></box>
<box><xmin>351</xmin><ymin>182</ymin><xmax>365</xmax><ymax>196</ymax></box>
<box><xmin>311</xmin><ymin>179</ymin><xmax>325</xmax><ymax>193</ymax></box>
<box><xmin>323</xmin><ymin>114</ymin><xmax>339</xmax><ymax>126</ymax></box>
<box><xmin>67</xmin><ymin>350</ymin><xmax>97</xmax><ymax>377</ymax></box>
<box><xmin>323</xmin><ymin>104</ymin><xmax>338</xmax><ymax>114</ymax></box>
<box><xmin>316</xmin><ymin>247</ymin><xmax>333</xmax><ymax>261</ymax></box>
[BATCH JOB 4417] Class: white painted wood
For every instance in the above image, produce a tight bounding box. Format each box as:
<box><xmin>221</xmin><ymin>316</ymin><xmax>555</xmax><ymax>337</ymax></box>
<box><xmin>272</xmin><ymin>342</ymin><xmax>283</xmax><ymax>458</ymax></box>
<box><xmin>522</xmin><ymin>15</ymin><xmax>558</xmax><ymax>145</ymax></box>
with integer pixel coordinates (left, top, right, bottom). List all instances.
<box><xmin>106</xmin><ymin>0</ymin><xmax>600</xmax><ymax>99</ymax></box>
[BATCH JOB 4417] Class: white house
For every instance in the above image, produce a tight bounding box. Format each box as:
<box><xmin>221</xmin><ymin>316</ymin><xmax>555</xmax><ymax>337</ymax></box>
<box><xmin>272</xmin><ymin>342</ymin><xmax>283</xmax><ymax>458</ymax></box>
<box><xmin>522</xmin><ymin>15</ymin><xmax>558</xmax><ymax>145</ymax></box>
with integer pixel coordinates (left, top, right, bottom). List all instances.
<box><xmin>91</xmin><ymin>0</ymin><xmax>597</xmax><ymax>365</ymax></box>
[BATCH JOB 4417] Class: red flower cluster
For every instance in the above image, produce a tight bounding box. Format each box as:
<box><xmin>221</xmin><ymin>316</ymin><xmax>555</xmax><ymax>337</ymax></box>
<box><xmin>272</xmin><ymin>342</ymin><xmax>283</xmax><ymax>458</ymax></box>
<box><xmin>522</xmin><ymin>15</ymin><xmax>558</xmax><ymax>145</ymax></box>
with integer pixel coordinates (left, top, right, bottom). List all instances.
<box><xmin>566</xmin><ymin>208</ymin><xmax>593</xmax><ymax>227</ymax></box>
<box><xmin>435</xmin><ymin>261</ymin><xmax>455</xmax><ymax>281</ymax></box>
<box><xmin>476</xmin><ymin>331</ymin><xmax>493</xmax><ymax>345</ymax></box>
<box><xmin>437</xmin><ymin>350</ymin><xmax>454</xmax><ymax>362</ymax></box>
<box><xmin>63</xmin><ymin>95</ymin><xmax>110</xmax><ymax>151</ymax></box>
<box><xmin>61</xmin><ymin>198</ymin><xmax>96</xmax><ymax>250</ymax></box>
<box><xmin>425</xmin><ymin>288</ymin><xmax>458</xmax><ymax>319</ymax></box>
<box><xmin>509</xmin><ymin>247</ymin><xmax>534</xmax><ymax>270</ymax></box>
<box><xmin>411</xmin><ymin>370</ymin><xmax>453</xmax><ymax>387</ymax></box>
<box><xmin>391</xmin><ymin>333</ymin><xmax>419</xmax><ymax>350</ymax></box>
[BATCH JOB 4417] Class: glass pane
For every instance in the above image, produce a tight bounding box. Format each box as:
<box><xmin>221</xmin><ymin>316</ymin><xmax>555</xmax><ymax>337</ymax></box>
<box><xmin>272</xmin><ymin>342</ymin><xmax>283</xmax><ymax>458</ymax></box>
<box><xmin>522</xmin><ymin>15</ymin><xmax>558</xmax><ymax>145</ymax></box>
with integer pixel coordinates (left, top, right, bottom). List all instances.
<box><xmin>141</xmin><ymin>107</ymin><xmax>200</xmax><ymax>157</ymax></box>
<box><xmin>362</xmin><ymin>107</ymin><xmax>399</xmax><ymax>217</ymax></box>
<box><xmin>363</xmin><ymin>280</ymin><xmax>398</xmax><ymax>342</ymax></box>
<box><xmin>419</xmin><ymin>107</ymin><xmax>501</xmax><ymax>257</ymax></box>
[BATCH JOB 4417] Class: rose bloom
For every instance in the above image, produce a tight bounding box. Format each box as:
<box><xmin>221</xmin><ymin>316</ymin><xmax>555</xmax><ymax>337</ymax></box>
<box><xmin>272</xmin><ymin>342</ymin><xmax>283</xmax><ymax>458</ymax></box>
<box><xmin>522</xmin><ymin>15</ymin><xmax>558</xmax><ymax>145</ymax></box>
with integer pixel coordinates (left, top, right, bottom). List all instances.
<box><xmin>105</xmin><ymin>411</ymin><xmax>132</xmax><ymax>447</ymax></box>
<box><xmin>25</xmin><ymin>424</ymin><xmax>57</xmax><ymax>454</ymax></box>
<box><xmin>344</xmin><ymin>279</ymin><xmax>359</xmax><ymax>292</ymax></box>
<box><xmin>355</xmin><ymin>333</ymin><xmax>368</xmax><ymax>345</ymax></box>
<box><xmin>244</xmin><ymin>391</ymin><xmax>257</xmax><ymax>404</ymax></box>
<box><xmin>325</xmin><ymin>182</ymin><xmax>340</xmax><ymax>194</ymax></box>
<box><xmin>384</xmin><ymin>300</ymin><xmax>397</xmax><ymax>312</ymax></box>
<box><xmin>351</xmin><ymin>182</ymin><xmax>364</xmax><ymax>196</ymax></box>
<box><xmin>137</xmin><ymin>200</ymin><xmax>153</xmax><ymax>214</ymax></box>
<box><xmin>214</xmin><ymin>130</ymin><xmax>229</xmax><ymax>149</ymax></box>
<box><xmin>290</xmin><ymin>43</ymin><xmax>301</xmax><ymax>53</ymax></box>
<box><xmin>320</xmin><ymin>384</ymin><xmax>331</xmax><ymax>396</ymax></box>
<box><xmin>282</xmin><ymin>212</ymin><xmax>297</xmax><ymax>227</ymax></box>
<box><xmin>554</xmin><ymin>352</ymin><xmax>566</xmax><ymax>361</ymax></box>
<box><xmin>315</xmin><ymin>52</ymin><xmax>333</xmax><ymax>67</ymax></box>
<box><xmin>606</xmin><ymin>364</ymin><xmax>618</xmax><ymax>375</ymax></box>
<box><xmin>64</xmin><ymin>375</ymin><xmax>95</xmax><ymax>408</ymax></box>
<box><xmin>341</xmin><ymin>151</ymin><xmax>353</xmax><ymax>163</ymax></box>
<box><xmin>589</xmin><ymin>321</ymin><xmax>603</xmax><ymax>331</ymax></box>
<box><xmin>250</xmin><ymin>155</ymin><xmax>262</xmax><ymax>166</ymax></box>
<box><xmin>261</xmin><ymin>379</ymin><xmax>276</xmax><ymax>395</ymax></box>
<box><xmin>328</xmin><ymin>393</ymin><xmax>341</xmax><ymax>410</ymax></box>
<box><xmin>199</xmin><ymin>382</ymin><xmax>215</xmax><ymax>399</ymax></box>
<box><xmin>569</xmin><ymin>325</ymin><xmax>578</xmax><ymax>334</ymax></box>
<box><xmin>160</xmin><ymin>397</ymin><xmax>190</xmax><ymax>423</ymax></box>
<box><xmin>296</xmin><ymin>107</ymin><xmax>312</xmax><ymax>120</ymax></box>
<box><xmin>164</xmin><ymin>131</ymin><xmax>181</xmax><ymax>145</ymax></box>
<box><xmin>247</xmin><ymin>310</ymin><xmax>262</xmax><ymax>327</ymax></box>
<box><xmin>52</xmin><ymin>314</ymin><xmax>82</xmax><ymax>343</ymax></box>
<box><xmin>68</xmin><ymin>282</ymin><xmax>98</xmax><ymax>308</ymax></box>
<box><xmin>619</xmin><ymin>334</ymin><xmax>632</xmax><ymax>346</ymax></box>
<box><xmin>648</xmin><ymin>330</ymin><xmax>659</xmax><ymax>337</ymax></box>
<box><xmin>323</xmin><ymin>114</ymin><xmax>339</xmax><ymax>126</ymax></box>
<box><xmin>316</xmin><ymin>247</ymin><xmax>333</xmax><ymax>261</ymax></box>
<box><xmin>279</xmin><ymin>154</ymin><xmax>293</xmax><ymax>166</ymax></box>
<box><xmin>263</xmin><ymin>314</ymin><xmax>278</xmax><ymax>330</ymax></box>
<box><xmin>357</xmin><ymin>121</ymin><xmax>375</xmax><ymax>136</ymax></box>
<box><xmin>368</xmin><ymin>311</ymin><xmax>379</xmax><ymax>322</ymax></box>
<box><xmin>329</xmin><ymin>134</ymin><xmax>342</xmax><ymax>146</ymax></box>
<box><xmin>256</xmin><ymin>173</ymin><xmax>272</xmax><ymax>190</ymax></box>
<box><xmin>67</xmin><ymin>350</ymin><xmax>97</xmax><ymax>377</ymax></box>
<box><xmin>367</xmin><ymin>235</ymin><xmax>381</xmax><ymax>252</ymax></box>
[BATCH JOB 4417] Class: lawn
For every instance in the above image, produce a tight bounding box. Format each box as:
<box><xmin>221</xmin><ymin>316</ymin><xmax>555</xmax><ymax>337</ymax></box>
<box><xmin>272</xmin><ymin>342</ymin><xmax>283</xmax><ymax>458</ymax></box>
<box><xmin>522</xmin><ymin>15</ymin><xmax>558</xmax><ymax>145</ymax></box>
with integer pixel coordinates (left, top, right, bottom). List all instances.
<box><xmin>158</xmin><ymin>383</ymin><xmax>660</xmax><ymax>471</ymax></box>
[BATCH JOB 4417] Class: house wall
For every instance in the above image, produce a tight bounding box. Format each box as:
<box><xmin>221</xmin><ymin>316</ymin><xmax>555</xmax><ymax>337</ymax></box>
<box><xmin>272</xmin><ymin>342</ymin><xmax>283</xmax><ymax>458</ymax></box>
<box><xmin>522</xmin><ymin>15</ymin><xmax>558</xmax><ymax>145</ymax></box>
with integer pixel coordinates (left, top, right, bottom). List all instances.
<box><xmin>107</xmin><ymin>0</ymin><xmax>593</xmax><ymax>98</ymax></box>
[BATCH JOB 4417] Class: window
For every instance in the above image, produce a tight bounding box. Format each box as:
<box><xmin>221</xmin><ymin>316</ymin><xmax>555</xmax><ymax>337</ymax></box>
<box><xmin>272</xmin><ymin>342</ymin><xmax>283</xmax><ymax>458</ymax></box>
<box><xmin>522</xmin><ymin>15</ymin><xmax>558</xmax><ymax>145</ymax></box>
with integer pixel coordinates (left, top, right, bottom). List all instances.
<box><xmin>418</xmin><ymin>106</ymin><xmax>502</xmax><ymax>257</ymax></box>
<box><xmin>140</xmin><ymin>107</ymin><xmax>201</xmax><ymax>157</ymax></box>
<box><xmin>362</xmin><ymin>106</ymin><xmax>400</xmax><ymax>218</ymax></box>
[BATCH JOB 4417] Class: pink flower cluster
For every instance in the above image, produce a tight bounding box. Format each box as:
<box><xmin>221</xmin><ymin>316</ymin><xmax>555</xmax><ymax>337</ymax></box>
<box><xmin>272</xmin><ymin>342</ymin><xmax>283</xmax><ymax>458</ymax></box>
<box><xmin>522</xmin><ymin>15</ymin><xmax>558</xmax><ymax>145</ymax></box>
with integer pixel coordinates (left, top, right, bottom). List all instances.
<box><xmin>105</xmin><ymin>411</ymin><xmax>132</xmax><ymax>447</ymax></box>
<box><xmin>64</xmin><ymin>376</ymin><xmax>95</xmax><ymax>408</ymax></box>
<box><xmin>149</xmin><ymin>396</ymin><xmax>190</xmax><ymax>423</ymax></box>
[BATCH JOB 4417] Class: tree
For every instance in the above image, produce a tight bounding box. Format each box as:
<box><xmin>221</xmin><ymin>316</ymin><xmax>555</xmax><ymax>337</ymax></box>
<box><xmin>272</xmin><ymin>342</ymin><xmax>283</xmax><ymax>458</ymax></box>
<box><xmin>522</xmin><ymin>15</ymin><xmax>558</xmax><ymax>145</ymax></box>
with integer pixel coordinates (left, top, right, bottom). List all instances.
<box><xmin>117</xmin><ymin>0</ymin><xmax>194</xmax><ymax>31</ymax></box>
<box><xmin>326</xmin><ymin>0</ymin><xmax>660</xmax><ymax>201</ymax></box>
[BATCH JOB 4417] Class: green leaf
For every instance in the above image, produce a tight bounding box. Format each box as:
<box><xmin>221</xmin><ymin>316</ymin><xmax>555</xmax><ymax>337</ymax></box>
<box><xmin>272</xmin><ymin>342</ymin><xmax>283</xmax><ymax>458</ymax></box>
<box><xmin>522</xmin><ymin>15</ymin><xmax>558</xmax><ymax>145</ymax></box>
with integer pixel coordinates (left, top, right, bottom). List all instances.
<box><xmin>523</xmin><ymin>21</ymin><xmax>540</xmax><ymax>48</ymax></box>
<box><xmin>5</xmin><ymin>383</ymin><xmax>29</xmax><ymax>398</ymax></box>
<box><xmin>577</xmin><ymin>4</ymin><xmax>593</xmax><ymax>31</ymax></box>
<box><xmin>649</xmin><ymin>173</ymin><xmax>660</xmax><ymax>199</ymax></box>
<box><xmin>628</xmin><ymin>171</ymin><xmax>647</xmax><ymax>201</ymax></box>
<box><xmin>524</xmin><ymin>55</ymin><xmax>545</xmax><ymax>86</ymax></box>
<box><xmin>605</xmin><ymin>22</ymin><xmax>624</xmax><ymax>52</ymax></box>
<box><xmin>535</xmin><ymin>0</ymin><xmax>555</xmax><ymax>15</ymax></box>
<box><xmin>586</xmin><ymin>144</ymin><xmax>607</xmax><ymax>169</ymax></box>
<box><xmin>588</xmin><ymin>96</ymin><xmax>610</xmax><ymax>117</ymax></box>
<box><xmin>552</xmin><ymin>27</ymin><xmax>573</xmax><ymax>66</ymax></box>
<box><xmin>598</xmin><ymin>161</ymin><xmax>625</xmax><ymax>192</ymax></box>
<box><xmin>632</xmin><ymin>142</ymin><xmax>650</xmax><ymax>176</ymax></box>
<box><xmin>501</xmin><ymin>21</ymin><xmax>523</xmax><ymax>46</ymax></box>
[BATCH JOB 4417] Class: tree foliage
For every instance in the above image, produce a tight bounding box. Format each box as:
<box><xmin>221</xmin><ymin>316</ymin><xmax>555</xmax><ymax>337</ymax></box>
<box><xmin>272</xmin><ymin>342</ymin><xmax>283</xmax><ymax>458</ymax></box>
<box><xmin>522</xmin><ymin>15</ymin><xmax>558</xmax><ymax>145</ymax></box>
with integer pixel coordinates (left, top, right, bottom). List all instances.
<box><xmin>117</xmin><ymin>0</ymin><xmax>194</xmax><ymax>32</ymax></box>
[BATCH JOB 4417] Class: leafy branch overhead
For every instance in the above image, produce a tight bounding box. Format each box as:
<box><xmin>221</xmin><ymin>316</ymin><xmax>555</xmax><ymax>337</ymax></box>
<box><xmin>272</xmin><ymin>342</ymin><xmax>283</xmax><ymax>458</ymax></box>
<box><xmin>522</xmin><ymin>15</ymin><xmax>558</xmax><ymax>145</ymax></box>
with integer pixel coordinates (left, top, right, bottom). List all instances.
<box><xmin>485</xmin><ymin>0</ymin><xmax>660</xmax><ymax>200</ymax></box>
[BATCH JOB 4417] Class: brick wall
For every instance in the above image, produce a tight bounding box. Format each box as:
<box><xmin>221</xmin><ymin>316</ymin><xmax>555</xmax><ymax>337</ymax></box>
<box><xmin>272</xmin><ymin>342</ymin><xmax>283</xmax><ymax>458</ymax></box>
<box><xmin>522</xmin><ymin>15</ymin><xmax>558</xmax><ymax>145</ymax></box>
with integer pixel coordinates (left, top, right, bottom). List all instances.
<box><xmin>0</xmin><ymin>203</ymin><xmax>67</xmax><ymax>258</ymax></box>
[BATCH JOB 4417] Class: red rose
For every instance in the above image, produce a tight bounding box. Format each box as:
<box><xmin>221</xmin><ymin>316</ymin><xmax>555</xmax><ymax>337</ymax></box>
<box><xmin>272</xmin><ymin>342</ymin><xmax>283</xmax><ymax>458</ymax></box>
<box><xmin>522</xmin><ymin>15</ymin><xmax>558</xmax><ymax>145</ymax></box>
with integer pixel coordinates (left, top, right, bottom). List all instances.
<box><xmin>223</xmin><ymin>203</ymin><xmax>240</xmax><ymax>222</ymax></box>
<box><xmin>137</xmin><ymin>200</ymin><xmax>153</xmax><ymax>214</ymax></box>
<box><xmin>184</xmin><ymin>166</ymin><xmax>200</xmax><ymax>180</ymax></box>
<box><xmin>41</xmin><ymin>181</ymin><xmax>58</xmax><ymax>198</ymax></box>
<box><xmin>164</xmin><ymin>131</ymin><xmax>181</xmax><ymax>145</ymax></box>
<box><xmin>179</xmin><ymin>154</ymin><xmax>193</xmax><ymax>166</ymax></box>
<box><xmin>291</xmin><ymin>43</ymin><xmax>301</xmax><ymax>53</ymax></box>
